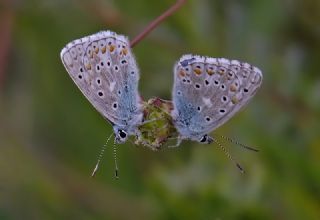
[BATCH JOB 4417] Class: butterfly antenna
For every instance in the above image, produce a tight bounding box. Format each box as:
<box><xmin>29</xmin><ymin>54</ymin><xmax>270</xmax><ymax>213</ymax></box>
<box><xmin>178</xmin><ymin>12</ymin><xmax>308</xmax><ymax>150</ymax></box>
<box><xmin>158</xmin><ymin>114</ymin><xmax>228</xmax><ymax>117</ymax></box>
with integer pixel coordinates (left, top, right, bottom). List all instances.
<box><xmin>91</xmin><ymin>133</ymin><xmax>113</xmax><ymax>177</ymax></box>
<box><xmin>113</xmin><ymin>138</ymin><xmax>119</xmax><ymax>179</ymax></box>
<box><xmin>219</xmin><ymin>135</ymin><xmax>259</xmax><ymax>152</ymax></box>
<box><xmin>212</xmin><ymin>138</ymin><xmax>245</xmax><ymax>173</ymax></box>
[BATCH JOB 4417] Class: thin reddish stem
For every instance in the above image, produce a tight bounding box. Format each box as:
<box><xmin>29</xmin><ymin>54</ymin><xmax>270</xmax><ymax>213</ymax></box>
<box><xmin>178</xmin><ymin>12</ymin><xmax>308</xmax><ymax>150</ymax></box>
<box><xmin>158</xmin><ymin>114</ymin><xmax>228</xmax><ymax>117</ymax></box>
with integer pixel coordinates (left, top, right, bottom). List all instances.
<box><xmin>130</xmin><ymin>0</ymin><xmax>187</xmax><ymax>48</ymax></box>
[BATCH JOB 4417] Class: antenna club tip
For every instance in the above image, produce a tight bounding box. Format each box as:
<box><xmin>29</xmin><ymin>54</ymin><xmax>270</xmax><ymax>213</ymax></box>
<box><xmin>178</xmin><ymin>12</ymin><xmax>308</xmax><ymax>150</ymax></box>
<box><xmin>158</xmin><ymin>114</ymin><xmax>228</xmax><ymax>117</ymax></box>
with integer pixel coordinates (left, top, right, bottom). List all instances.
<box><xmin>115</xmin><ymin>169</ymin><xmax>119</xmax><ymax>179</ymax></box>
<box><xmin>236</xmin><ymin>163</ymin><xmax>245</xmax><ymax>174</ymax></box>
<box><xmin>91</xmin><ymin>163</ymin><xmax>100</xmax><ymax>177</ymax></box>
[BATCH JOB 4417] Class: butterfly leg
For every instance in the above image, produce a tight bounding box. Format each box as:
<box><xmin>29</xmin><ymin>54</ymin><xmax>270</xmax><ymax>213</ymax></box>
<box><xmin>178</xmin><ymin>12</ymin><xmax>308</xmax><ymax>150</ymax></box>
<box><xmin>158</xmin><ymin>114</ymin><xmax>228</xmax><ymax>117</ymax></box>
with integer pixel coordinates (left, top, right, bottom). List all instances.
<box><xmin>167</xmin><ymin>136</ymin><xmax>183</xmax><ymax>148</ymax></box>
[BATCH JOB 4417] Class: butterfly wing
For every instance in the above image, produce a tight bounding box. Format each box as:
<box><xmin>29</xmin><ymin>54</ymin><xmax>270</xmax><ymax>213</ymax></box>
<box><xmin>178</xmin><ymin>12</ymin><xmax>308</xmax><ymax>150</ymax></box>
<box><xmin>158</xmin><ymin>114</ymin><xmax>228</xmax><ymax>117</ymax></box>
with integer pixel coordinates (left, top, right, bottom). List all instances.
<box><xmin>60</xmin><ymin>31</ymin><xmax>142</xmax><ymax>131</ymax></box>
<box><xmin>172</xmin><ymin>54</ymin><xmax>262</xmax><ymax>140</ymax></box>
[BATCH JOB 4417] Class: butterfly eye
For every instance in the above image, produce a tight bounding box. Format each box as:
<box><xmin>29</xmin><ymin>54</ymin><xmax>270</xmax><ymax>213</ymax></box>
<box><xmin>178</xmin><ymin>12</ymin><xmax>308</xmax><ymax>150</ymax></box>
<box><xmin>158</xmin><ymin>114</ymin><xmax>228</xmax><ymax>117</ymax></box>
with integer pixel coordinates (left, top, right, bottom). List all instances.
<box><xmin>115</xmin><ymin>129</ymin><xmax>128</xmax><ymax>143</ymax></box>
<box><xmin>199</xmin><ymin>135</ymin><xmax>207</xmax><ymax>143</ymax></box>
<box><xmin>119</xmin><ymin>130</ymin><xmax>127</xmax><ymax>139</ymax></box>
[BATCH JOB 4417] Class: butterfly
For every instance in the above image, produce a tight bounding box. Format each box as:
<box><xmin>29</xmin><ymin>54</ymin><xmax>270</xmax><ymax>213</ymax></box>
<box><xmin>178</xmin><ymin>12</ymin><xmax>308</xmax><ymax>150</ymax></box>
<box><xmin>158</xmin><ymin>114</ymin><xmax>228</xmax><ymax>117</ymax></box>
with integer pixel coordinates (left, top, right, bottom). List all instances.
<box><xmin>60</xmin><ymin>31</ymin><xmax>143</xmax><ymax>144</ymax></box>
<box><xmin>171</xmin><ymin>55</ymin><xmax>262</xmax><ymax>146</ymax></box>
<box><xmin>60</xmin><ymin>31</ymin><xmax>262</xmax><ymax>149</ymax></box>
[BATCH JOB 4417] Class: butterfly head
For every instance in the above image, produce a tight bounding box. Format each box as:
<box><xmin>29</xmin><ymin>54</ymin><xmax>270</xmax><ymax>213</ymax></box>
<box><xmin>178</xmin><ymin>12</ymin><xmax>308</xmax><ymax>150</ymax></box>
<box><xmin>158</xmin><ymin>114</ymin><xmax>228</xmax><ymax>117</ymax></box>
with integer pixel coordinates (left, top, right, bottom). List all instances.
<box><xmin>198</xmin><ymin>134</ymin><xmax>213</xmax><ymax>144</ymax></box>
<box><xmin>115</xmin><ymin>128</ymin><xmax>128</xmax><ymax>143</ymax></box>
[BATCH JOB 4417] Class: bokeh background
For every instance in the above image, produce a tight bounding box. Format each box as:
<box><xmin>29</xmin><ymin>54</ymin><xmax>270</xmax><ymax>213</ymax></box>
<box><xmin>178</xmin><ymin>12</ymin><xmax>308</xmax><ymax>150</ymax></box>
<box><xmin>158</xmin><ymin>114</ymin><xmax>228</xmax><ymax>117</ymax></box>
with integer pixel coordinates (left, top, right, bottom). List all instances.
<box><xmin>1</xmin><ymin>0</ymin><xmax>320</xmax><ymax>219</ymax></box>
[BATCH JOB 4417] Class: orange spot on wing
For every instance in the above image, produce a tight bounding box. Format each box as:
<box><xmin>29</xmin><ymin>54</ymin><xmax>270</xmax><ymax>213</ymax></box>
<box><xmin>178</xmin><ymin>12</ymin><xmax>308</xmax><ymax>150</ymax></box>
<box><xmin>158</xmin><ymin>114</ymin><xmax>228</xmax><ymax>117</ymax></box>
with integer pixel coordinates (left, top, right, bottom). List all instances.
<box><xmin>206</xmin><ymin>69</ymin><xmax>214</xmax><ymax>75</ymax></box>
<box><xmin>230</xmin><ymin>84</ymin><xmax>237</xmax><ymax>92</ymax></box>
<box><xmin>101</xmin><ymin>46</ymin><xmax>106</xmax><ymax>54</ymax></box>
<box><xmin>122</xmin><ymin>48</ymin><xmax>128</xmax><ymax>55</ymax></box>
<box><xmin>109</xmin><ymin>45</ymin><xmax>115</xmax><ymax>52</ymax></box>
<box><xmin>89</xmin><ymin>51</ymin><xmax>93</xmax><ymax>59</ymax></box>
<box><xmin>179</xmin><ymin>70</ymin><xmax>186</xmax><ymax>77</ymax></box>
<box><xmin>193</xmin><ymin>68</ymin><xmax>202</xmax><ymax>75</ymax></box>
<box><xmin>218</xmin><ymin>68</ymin><xmax>225</xmax><ymax>75</ymax></box>
<box><xmin>85</xmin><ymin>63</ymin><xmax>91</xmax><ymax>70</ymax></box>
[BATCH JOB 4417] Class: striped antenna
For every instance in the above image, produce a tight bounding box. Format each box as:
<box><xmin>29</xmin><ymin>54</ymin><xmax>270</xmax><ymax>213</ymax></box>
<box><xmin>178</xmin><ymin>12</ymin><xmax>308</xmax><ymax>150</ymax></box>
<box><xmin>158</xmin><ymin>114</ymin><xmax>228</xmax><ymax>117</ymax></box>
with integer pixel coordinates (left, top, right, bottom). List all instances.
<box><xmin>91</xmin><ymin>133</ymin><xmax>113</xmax><ymax>177</ymax></box>
<box><xmin>212</xmin><ymin>138</ymin><xmax>245</xmax><ymax>173</ymax></box>
<box><xmin>219</xmin><ymin>135</ymin><xmax>259</xmax><ymax>152</ymax></box>
<box><xmin>113</xmin><ymin>138</ymin><xmax>119</xmax><ymax>179</ymax></box>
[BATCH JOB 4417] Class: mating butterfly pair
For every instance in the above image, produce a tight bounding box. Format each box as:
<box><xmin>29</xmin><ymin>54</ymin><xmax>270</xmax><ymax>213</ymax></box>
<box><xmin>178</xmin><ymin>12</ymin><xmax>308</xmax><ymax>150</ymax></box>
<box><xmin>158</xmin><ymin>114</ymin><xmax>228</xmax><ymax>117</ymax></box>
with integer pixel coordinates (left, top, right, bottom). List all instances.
<box><xmin>60</xmin><ymin>31</ymin><xmax>262</xmax><ymax>150</ymax></box>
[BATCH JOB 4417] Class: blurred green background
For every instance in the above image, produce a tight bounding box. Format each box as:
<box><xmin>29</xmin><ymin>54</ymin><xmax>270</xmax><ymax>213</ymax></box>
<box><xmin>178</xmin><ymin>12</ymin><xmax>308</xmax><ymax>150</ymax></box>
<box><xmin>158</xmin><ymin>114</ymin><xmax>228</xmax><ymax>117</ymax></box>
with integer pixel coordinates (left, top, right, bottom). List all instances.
<box><xmin>1</xmin><ymin>0</ymin><xmax>320</xmax><ymax>219</ymax></box>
